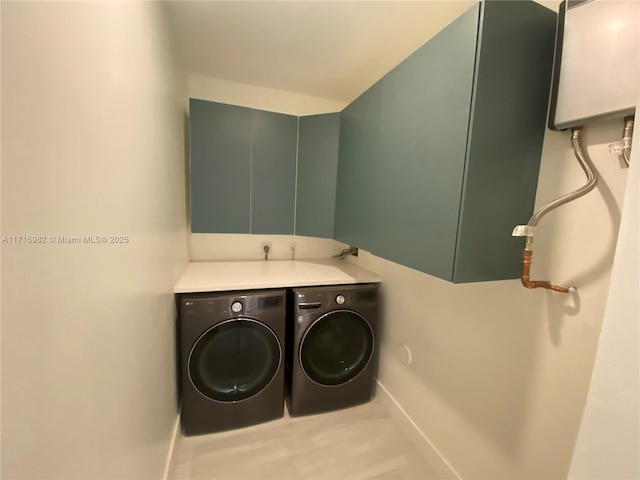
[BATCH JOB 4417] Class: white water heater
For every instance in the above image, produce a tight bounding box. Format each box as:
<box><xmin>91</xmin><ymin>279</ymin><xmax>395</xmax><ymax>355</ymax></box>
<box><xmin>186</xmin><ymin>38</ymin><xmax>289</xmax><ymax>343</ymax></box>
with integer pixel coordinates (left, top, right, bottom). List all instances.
<box><xmin>548</xmin><ymin>0</ymin><xmax>639</xmax><ymax>130</ymax></box>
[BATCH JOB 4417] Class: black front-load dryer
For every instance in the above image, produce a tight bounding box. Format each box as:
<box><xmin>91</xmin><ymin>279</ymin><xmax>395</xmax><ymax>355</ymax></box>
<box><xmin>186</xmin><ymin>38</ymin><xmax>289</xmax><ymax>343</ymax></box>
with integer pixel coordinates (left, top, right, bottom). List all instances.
<box><xmin>286</xmin><ymin>283</ymin><xmax>378</xmax><ymax>416</ymax></box>
<box><xmin>179</xmin><ymin>289</ymin><xmax>285</xmax><ymax>436</ymax></box>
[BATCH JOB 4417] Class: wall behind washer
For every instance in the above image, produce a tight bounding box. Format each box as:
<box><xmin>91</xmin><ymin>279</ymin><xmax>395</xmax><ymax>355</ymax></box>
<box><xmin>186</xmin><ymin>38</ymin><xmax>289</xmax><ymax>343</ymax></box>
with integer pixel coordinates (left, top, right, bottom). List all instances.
<box><xmin>1</xmin><ymin>2</ymin><xmax>189</xmax><ymax>478</ymax></box>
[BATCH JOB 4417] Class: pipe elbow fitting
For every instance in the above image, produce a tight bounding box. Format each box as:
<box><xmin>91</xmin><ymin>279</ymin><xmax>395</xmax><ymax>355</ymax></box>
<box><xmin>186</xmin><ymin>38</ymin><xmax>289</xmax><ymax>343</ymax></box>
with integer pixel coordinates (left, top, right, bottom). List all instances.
<box><xmin>520</xmin><ymin>249</ymin><xmax>570</xmax><ymax>293</ymax></box>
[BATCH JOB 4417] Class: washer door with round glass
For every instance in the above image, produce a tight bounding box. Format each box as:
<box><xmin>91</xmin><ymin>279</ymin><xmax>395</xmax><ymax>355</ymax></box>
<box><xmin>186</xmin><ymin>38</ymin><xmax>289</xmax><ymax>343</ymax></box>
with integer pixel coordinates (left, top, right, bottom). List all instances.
<box><xmin>189</xmin><ymin>319</ymin><xmax>281</xmax><ymax>403</ymax></box>
<box><xmin>300</xmin><ymin>310</ymin><xmax>374</xmax><ymax>386</ymax></box>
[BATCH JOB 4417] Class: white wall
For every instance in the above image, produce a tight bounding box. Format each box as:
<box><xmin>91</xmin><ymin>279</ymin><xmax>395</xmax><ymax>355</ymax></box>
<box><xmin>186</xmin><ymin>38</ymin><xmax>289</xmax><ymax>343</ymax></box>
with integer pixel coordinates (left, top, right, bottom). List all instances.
<box><xmin>1</xmin><ymin>2</ymin><xmax>189</xmax><ymax>478</ymax></box>
<box><xmin>190</xmin><ymin>233</ymin><xmax>347</xmax><ymax>262</ymax></box>
<box><xmin>188</xmin><ymin>74</ymin><xmax>347</xmax><ymax>116</ymax></box>
<box><xmin>568</xmin><ymin>100</ymin><xmax>639</xmax><ymax>479</ymax></box>
<box><xmin>186</xmin><ymin>75</ymin><xmax>349</xmax><ymax>262</ymax></box>
<box><xmin>351</xmin><ymin>114</ymin><xmax>631</xmax><ymax>479</ymax></box>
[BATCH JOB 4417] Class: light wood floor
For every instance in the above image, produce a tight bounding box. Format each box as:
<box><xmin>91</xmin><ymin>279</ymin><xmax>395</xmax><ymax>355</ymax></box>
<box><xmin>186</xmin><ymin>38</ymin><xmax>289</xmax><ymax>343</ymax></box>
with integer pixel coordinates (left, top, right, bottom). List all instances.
<box><xmin>169</xmin><ymin>400</ymin><xmax>440</xmax><ymax>480</ymax></box>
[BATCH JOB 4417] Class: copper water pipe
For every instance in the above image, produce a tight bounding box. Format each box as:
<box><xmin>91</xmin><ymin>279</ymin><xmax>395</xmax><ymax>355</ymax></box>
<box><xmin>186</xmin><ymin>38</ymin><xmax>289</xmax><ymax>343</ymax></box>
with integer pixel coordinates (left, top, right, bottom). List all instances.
<box><xmin>520</xmin><ymin>249</ymin><xmax>570</xmax><ymax>292</ymax></box>
<box><xmin>517</xmin><ymin>126</ymin><xmax>597</xmax><ymax>293</ymax></box>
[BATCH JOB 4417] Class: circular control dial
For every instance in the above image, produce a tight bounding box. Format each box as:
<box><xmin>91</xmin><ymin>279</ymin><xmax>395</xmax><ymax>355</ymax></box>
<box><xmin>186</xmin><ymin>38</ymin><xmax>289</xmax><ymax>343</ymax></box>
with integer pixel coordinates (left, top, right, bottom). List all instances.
<box><xmin>231</xmin><ymin>301</ymin><xmax>243</xmax><ymax>313</ymax></box>
<box><xmin>335</xmin><ymin>295</ymin><xmax>345</xmax><ymax>305</ymax></box>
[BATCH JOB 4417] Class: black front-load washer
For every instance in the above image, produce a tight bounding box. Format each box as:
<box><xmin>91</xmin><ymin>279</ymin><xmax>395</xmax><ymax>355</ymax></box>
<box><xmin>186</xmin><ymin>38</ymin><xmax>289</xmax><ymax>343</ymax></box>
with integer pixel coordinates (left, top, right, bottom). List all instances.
<box><xmin>179</xmin><ymin>289</ymin><xmax>285</xmax><ymax>436</ymax></box>
<box><xmin>286</xmin><ymin>283</ymin><xmax>378</xmax><ymax>416</ymax></box>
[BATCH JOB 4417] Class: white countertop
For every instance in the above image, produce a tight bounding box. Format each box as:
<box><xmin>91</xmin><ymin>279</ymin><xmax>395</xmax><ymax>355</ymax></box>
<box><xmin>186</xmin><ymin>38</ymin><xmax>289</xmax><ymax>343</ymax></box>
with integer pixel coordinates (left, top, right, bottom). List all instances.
<box><xmin>173</xmin><ymin>259</ymin><xmax>382</xmax><ymax>293</ymax></box>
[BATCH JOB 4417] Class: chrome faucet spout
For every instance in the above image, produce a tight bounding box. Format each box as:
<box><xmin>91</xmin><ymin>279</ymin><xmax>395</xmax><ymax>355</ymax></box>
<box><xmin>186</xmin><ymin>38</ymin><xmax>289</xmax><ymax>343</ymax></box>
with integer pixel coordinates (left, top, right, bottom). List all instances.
<box><xmin>333</xmin><ymin>246</ymin><xmax>359</xmax><ymax>259</ymax></box>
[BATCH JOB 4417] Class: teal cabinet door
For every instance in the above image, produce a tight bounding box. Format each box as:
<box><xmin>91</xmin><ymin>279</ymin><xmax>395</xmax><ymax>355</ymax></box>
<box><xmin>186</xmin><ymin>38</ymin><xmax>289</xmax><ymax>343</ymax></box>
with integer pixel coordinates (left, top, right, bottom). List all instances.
<box><xmin>453</xmin><ymin>0</ymin><xmax>556</xmax><ymax>282</ymax></box>
<box><xmin>296</xmin><ymin>113</ymin><xmax>341</xmax><ymax>238</ymax></box>
<box><xmin>334</xmin><ymin>81</ymin><xmax>384</xmax><ymax>251</ymax></box>
<box><xmin>334</xmin><ymin>4</ymin><xmax>479</xmax><ymax>281</ymax></box>
<box><xmin>250</xmin><ymin>110</ymin><xmax>297</xmax><ymax>235</ymax></box>
<box><xmin>189</xmin><ymin>99</ymin><xmax>251</xmax><ymax>233</ymax></box>
<box><xmin>375</xmin><ymin>4</ymin><xmax>478</xmax><ymax>280</ymax></box>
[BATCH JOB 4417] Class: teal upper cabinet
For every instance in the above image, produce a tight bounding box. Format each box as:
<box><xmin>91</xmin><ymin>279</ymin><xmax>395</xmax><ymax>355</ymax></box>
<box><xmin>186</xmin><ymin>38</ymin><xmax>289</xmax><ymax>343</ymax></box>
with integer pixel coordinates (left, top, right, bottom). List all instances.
<box><xmin>251</xmin><ymin>110</ymin><xmax>297</xmax><ymax>234</ymax></box>
<box><xmin>334</xmin><ymin>1</ymin><xmax>556</xmax><ymax>283</ymax></box>
<box><xmin>189</xmin><ymin>99</ymin><xmax>297</xmax><ymax>235</ymax></box>
<box><xmin>334</xmin><ymin>82</ymin><xmax>384</xmax><ymax>247</ymax></box>
<box><xmin>335</xmin><ymin>6</ymin><xmax>478</xmax><ymax>280</ymax></box>
<box><xmin>453</xmin><ymin>0</ymin><xmax>557</xmax><ymax>282</ymax></box>
<box><xmin>189</xmin><ymin>99</ymin><xmax>251</xmax><ymax>233</ymax></box>
<box><xmin>296</xmin><ymin>113</ymin><xmax>341</xmax><ymax>238</ymax></box>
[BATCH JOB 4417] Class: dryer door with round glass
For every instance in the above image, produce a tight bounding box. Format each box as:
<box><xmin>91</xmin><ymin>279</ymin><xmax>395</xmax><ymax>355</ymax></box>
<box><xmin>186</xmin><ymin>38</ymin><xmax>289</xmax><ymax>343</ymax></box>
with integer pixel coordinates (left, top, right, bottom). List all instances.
<box><xmin>189</xmin><ymin>319</ymin><xmax>281</xmax><ymax>402</ymax></box>
<box><xmin>300</xmin><ymin>310</ymin><xmax>374</xmax><ymax>386</ymax></box>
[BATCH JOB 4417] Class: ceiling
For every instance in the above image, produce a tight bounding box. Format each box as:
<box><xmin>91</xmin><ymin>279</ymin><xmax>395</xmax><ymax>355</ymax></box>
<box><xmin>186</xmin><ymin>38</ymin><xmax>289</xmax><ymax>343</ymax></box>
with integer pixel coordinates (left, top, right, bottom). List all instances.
<box><xmin>164</xmin><ymin>1</ymin><xmax>475</xmax><ymax>103</ymax></box>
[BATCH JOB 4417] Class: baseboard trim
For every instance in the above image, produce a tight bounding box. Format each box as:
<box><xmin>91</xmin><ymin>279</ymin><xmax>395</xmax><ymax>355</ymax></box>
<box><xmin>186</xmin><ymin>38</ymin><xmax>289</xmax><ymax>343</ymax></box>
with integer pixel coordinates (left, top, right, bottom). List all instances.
<box><xmin>162</xmin><ymin>414</ymin><xmax>181</xmax><ymax>480</ymax></box>
<box><xmin>376</xmin><ymin>381</ymin><xmax>462</xmax><ymax>480</ymax></box>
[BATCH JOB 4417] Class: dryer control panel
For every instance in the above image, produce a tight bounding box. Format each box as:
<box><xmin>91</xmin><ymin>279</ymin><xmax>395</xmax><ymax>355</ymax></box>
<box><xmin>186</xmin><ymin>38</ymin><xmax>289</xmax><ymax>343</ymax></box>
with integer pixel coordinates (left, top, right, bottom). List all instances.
<box><xmin>294</xmin><ymin>284</ymin><xmax>377</xmax><ymax>312</ymax></box>
<box><xmin>180</xmin><ymin>290</ymin><xmax>285</xmax><ymax>319</ymax></box>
